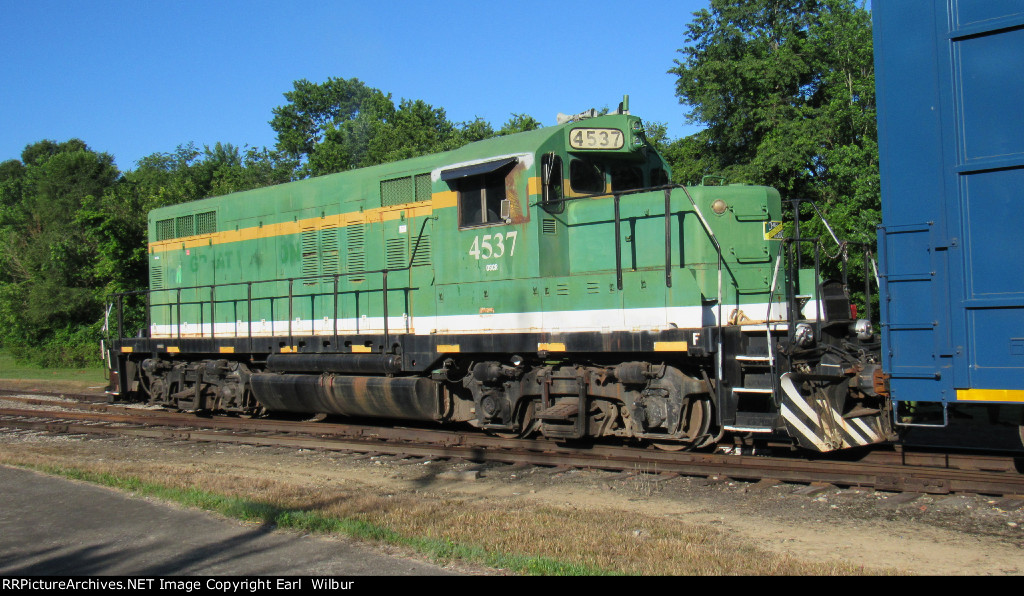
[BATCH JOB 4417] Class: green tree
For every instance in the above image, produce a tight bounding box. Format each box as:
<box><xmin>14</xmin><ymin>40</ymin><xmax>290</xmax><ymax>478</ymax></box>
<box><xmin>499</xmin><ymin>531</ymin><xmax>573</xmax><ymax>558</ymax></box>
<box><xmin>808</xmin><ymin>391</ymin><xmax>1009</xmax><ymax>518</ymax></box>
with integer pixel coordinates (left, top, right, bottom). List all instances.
<box><xmin>0</xmin><ymin>140</ymin><xmax>120</xmax><ymax>364</ymax></box>
<box><xmin>271</xmin><ymin>77</ymin><xmax>542</xmax><ymax>177</ymax></box>
<box><xmin>79</xmin><ymin>143</ymin><xmax>297</xmax><ymax>334</ymax></box>
<box><xmin>497</xmin><ymin>113</ymin><xmax>543</xmax><ymax>136</ymax></box>
<box><xmin>669</xmin><ymin>0</ymin><xmax>878</xmax><ymax>306</ymax></box>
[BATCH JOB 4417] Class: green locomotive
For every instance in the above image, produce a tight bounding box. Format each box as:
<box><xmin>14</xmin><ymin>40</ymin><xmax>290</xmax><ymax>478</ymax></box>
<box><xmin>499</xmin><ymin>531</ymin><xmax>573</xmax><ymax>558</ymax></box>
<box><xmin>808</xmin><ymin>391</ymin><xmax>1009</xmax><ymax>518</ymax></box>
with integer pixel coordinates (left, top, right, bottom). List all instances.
<box><xmin>105</xmin><ymin>101</ymin><xmax>891</xmax><ymax>452</ymax></box>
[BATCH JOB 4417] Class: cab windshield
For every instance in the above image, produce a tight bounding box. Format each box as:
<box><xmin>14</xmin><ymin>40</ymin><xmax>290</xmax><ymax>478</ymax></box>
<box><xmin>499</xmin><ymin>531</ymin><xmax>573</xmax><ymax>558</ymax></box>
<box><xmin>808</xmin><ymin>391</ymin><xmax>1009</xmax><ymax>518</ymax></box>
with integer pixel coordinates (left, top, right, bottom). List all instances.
<box><xmin>569</xmin><ymin>157</ymin><xmax>666</xmax><ymax>194</ymax></box>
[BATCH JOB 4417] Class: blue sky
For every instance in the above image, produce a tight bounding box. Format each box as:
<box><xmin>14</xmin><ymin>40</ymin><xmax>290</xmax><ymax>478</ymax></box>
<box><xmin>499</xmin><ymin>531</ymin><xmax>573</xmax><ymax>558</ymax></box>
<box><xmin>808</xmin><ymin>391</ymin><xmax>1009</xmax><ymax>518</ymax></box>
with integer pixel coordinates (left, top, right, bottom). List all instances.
<box><xmin>0</xmin><ymin>0</ymin><xmax>710</xmax><ymax>170</ymax></box>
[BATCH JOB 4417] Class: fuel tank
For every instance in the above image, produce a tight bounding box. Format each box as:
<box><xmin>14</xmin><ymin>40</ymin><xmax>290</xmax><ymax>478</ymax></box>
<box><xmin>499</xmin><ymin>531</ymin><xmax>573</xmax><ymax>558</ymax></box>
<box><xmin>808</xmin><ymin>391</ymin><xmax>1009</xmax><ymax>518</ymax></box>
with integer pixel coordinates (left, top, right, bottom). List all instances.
<box><xmin>250</xmin><ymin>373</ymin><xmax>441</xmax><ymax>421</ymax></box>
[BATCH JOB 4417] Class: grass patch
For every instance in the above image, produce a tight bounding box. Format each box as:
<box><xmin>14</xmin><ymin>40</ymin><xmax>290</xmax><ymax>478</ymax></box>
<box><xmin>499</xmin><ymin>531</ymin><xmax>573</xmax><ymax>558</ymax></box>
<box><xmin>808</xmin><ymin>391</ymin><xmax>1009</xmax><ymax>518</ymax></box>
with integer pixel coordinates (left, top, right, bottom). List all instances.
<box><xmin>0</xmin><ymin>444</ymin><xmax>881</xmax><ymax>576</ymax></box>
<box><xmin>0</xmin><ymin>350</ymin><xmax>107</xmax><ymax>391</ymax></box>
<box><xmin>15</xmin><ymin>462</ymin><xmax>603</xmax><ymax>576</ymax></box>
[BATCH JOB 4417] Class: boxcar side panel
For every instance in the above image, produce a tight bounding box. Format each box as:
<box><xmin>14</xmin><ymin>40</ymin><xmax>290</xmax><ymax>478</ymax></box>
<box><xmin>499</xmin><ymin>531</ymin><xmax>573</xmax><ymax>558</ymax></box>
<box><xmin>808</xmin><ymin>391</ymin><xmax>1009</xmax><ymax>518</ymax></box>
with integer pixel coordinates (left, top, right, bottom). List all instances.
<box><xmin>875</xmin><ymin>0</ymin><xmax>1024</xmax><ymax>404</ymax></box>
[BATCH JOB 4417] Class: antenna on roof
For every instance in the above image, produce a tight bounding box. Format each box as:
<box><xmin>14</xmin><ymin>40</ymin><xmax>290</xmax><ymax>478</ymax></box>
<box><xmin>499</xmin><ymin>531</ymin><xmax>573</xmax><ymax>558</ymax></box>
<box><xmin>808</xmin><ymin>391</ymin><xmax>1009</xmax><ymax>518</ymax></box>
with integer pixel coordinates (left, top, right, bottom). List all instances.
<box><xmin>556</xmin><ymin>95</ymin><xmax>631</xmax><ymax>123</ymax></box>
<box><xmin>556</xmin><ymin>108</ymin><xmax>597</xmax><ymax>125</ymax></box>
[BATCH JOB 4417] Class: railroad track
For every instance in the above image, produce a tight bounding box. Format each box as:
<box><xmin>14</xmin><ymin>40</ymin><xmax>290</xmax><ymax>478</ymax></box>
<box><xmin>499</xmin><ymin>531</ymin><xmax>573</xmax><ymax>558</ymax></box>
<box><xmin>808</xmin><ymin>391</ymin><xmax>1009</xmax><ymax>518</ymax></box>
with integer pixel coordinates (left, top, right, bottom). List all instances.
<box><xmin>1</xmin><ymin>390</ymin><xmax>1022</xmax><ymax>496</ymax></box>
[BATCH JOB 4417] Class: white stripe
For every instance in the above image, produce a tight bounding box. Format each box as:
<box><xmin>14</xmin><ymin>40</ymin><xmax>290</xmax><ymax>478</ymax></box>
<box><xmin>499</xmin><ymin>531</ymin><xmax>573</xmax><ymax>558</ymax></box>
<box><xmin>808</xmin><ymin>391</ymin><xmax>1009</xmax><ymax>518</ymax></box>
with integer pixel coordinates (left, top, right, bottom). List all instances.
<box><xmin>780</xmin><ymin>405</ymin><xmax>830</xmax><ymax>451</ymax></box>
<box><xmin>851</xmin><ymin>415</ymin><xmax>883</xmax><ymax>443</ymax></box>
<box><xmin>828</xmin><ymin>407</ymin><xmax>869</xmax><ymax>446</ymax></box>
<box><xmin>723</xmin><ymin>426</ymin><xmax>774</xmax><ymax>433</ymax></box>
<box><xmin>150</xmin><ymin>302</ymin><xmax>792</xmax><ymax>339</ymax></box>
<box><xmin>780</xmin><ymin>374</ymin><xmax>823</xmax><ymax>423</ymax></box>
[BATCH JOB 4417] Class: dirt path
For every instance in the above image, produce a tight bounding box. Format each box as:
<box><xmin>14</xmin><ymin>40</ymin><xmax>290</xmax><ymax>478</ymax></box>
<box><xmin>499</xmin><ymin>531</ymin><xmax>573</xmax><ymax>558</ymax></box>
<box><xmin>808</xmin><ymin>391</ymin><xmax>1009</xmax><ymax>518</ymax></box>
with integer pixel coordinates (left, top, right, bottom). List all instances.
<box><xmin>2</xmin><ymin>425</ymin><xmax>1020</xmax><ymax>575</ymax></box>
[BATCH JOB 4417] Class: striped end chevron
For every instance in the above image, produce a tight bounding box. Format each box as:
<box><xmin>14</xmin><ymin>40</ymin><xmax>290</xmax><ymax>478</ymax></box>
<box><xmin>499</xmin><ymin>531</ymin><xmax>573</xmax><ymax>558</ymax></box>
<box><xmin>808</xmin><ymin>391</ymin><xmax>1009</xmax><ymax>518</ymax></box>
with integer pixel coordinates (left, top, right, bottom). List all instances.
<box><xmin>779</xmin><ymin>373</ymin><xmax>888</xmax><ymax>452</ymax></box>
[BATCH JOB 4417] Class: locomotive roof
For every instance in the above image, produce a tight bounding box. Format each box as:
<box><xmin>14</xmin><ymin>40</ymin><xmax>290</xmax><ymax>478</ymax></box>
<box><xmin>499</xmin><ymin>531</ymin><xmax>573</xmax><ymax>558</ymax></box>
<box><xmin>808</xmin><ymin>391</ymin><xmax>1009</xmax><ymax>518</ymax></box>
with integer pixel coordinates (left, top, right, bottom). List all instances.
<box><xmin>148</xmin><ymin>118</ymin><xmax>586</xmax><ymax>221</ymax></box>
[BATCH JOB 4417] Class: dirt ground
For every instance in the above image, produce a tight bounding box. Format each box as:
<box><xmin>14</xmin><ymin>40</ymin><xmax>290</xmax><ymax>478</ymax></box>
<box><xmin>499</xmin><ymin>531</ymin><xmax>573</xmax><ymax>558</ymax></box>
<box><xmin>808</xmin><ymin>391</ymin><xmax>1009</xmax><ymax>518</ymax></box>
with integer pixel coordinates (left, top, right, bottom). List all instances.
<box><xmin>1</xmin><ymin>417</ymin><xmax>1022</xmax><ymax>576</ymax></box>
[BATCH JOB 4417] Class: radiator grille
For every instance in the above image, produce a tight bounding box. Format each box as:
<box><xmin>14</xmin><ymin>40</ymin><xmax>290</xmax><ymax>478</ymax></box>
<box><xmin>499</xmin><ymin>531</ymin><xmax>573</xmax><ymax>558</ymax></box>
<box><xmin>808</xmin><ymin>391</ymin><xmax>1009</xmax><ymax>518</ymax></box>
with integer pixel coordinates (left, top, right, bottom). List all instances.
<box><xmin>415</xmin><ymin>173</ymin><xmax>432</xmax><ymax>202</ymax></box>
<box><xmin>386</xmin><ymin>237</ymin><xmax>408</xmax><ymax>270</ymax></box>
<box><xmin>196</xmin><ymin>211</ymin><xmax>216</xmax><ymax>235</ymax></box>
<box><xmin>156</xmin><ymin>219</ymin><xmax>175</xmax><ymax>241</ymax></box>
<box><xmin>320</xmin><ymin>226</ymin><xmax>340</xmax><ymax>276</ymax></box>
<box><xmin>347</xmin><ymin>224</ymin><xmax>366</xmax><ymax>282</ymax></box>
<box><xmin>381</xmin><ymin>177</ymin><xmax>414</xmax><ymax>207</ymax></box>
<box><xmin>150</xmin><ymin>263</ymin><xmax>164</xmax><ymax>289</ymax></box>
<box><xmin>175</xmin><ymin>215</ymin><xmax>194</xmax><ymax>238</ymax></box>
<box><xmin>300</xmin><ymin>226</ymin><xmax>318</xmax><ymax>285</ymax></box>
<box><xmin>411</xmin><ymin>233</ymin><xmax>431</xmax><ymax>267</ymax></box>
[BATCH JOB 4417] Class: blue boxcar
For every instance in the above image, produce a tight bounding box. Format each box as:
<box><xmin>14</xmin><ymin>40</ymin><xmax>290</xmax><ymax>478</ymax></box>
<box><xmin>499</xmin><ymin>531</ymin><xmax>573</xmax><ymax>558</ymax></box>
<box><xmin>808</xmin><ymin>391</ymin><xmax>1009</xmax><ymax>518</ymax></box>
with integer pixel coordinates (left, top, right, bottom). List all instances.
<box><xmin>875</xmin><ymin>0</ymin><xmax>1024</xmax><ymax>409</ymax></box>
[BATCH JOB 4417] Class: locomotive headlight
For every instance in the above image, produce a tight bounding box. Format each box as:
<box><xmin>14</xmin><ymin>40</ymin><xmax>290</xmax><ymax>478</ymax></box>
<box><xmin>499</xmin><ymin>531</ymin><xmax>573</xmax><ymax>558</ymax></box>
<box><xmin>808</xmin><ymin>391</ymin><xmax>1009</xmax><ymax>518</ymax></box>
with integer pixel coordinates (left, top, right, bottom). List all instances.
<box><xmin>794</xmin><ymin>323</ymin><xmax>815</xmax><ymax>348</ymax></box>
<box><xmin>711</xmin><ymin>199</ymin><xmax>728</xmax><ymax>215</ymax></box>
<box><xmin>854</xmin><ymin>319</ymin><xmax>873</xmax><ymax>341</ymax></box>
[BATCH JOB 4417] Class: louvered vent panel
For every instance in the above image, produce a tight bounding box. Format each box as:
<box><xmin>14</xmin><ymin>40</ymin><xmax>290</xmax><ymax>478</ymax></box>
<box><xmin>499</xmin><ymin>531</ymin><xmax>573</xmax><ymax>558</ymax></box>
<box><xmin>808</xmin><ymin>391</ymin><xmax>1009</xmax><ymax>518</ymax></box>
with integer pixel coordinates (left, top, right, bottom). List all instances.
<box><xmin>586</xmin><ymin>282</ymin><xmax>601</xmax><ymax>294</ymax></box>
<box><xmin>196</xmin><ymin>211</ymin><xmax>216</xmax><ymax>235</ymax></box>
<box><xmin>542</xmin><ymin>219</ymin><xmax>557</xmax><ymax>235</ymax></box>
<box><xmin>411</xmin><ymin>233</ymin><xmax>432</xmax><ymax>267</ymax></box>
<box><xmin>348</xmin><ymin>225</ymin><xmax>366</xmax><ymax>282</ymax></box>
<box><xmin>301</xmin><ymin>227</ymin><xmax>318</xmax><ymax>285</ymax></box>
<box><xmin>386</xmin><ymin>237</ymin><xmax>408</xmax><ymax>271</ymax></box>
<box><xmin>380</xmin><ymin>177</ymin><xmax>414</xmax><ymax>207</ymax></box>
<box><xmin>414</xmin><ymin>173</ymin><xmax>432</xmax><ymax>202</ymax></box>
<box><xmin>320</xmin><ymin>226</ymin><xmax>340</xmax><ymax>276</ymax></box>
<box><xmin>556</xmin><ymin>283</ymin><xmax>570</xmax><ymax>296</ymax></box>
<box><xmin>175</xmin><ymin>215</ymin><xmax>194</xmax><ymax>238</ymax></box>
<box><xmin>156</xmin><ymin>219</ymin><xmax>175</xmax><ymax>241</ymax></box>
<box><xmin>150</xmin><ymin>263</ymin><xmax>164</xmax><ymax>289</ymax></box>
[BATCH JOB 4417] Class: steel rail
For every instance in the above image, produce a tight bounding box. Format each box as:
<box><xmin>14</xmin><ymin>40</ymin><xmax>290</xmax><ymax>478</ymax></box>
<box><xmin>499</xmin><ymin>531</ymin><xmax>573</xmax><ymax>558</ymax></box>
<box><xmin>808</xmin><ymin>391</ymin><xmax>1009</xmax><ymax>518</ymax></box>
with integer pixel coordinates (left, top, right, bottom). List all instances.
<box><xmin>1</xmin><ymin>403</ymin><xmax>1022</xmax><ymax>496</ymax></box>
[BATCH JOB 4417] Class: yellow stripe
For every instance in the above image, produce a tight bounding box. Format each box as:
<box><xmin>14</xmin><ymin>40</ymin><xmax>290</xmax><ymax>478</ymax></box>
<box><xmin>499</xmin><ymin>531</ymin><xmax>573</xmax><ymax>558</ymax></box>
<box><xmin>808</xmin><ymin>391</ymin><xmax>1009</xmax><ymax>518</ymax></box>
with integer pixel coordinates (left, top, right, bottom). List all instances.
<box><xmin>280</xmin><ymin>345</ymin><xmax>298</xmax><ymax>353</ymax></box>
<box><xmin>150</xmin><ymin>199</ymin><xmax>439</xmax><ymax>254</ymax></box>
<box><xmin>538</xmin><ymin>342</ymin><xmax>566</xmax><ymax>352</ymax></box>
<box><xmin>527</xmin><ymin>176</ymin><xmax>542</xmax><ymax>196</ymax></box>
<box><xmin>654</xmin><ymin>341</ymin><xmax>688</xmax><ymax>352</ymax></box>
<box><xmin>166</xmin><ymin>346</ymin><xmax>180</xmax><ymax>353</ymax></box>
<box><xmin>120</xmin><ymin>346</ymin><xmax>133</xmax><ymax>353</ymax></box>
<box><xmin>219</xmin><ymin>346</ymin><xmax>235</xmax><ymax>354</ymax></box>
<box><xmin>351</xmin><ymin>345</ymin><xmax>372</xmax><ymax>353</ymax></box>
<box><xmin>432</xmin><ymin>190</ymin><xmax>457</xmax><ymax>209</ymax></box>
<box><xmin>957</xmin><ymin>389</ymin><xmax>1024</xmax><ymax>403</ymax></box>
<box><xmin>437</xmin><ymin>344</ymin><xmax>461</xmax><ymax>353</ymax></box>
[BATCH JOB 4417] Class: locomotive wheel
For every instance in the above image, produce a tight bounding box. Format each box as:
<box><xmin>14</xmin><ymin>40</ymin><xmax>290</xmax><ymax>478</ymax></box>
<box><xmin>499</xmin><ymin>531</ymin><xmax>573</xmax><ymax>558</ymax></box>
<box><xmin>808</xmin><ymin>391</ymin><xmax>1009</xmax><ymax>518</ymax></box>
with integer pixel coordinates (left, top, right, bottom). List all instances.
<box><xmin>493</xmin><ymin>400</ymin><xmax>539</xmax><ymax>439</ymax></box>
<box><xmin>649</xmin><ymin>397</ymin><xmax>713</xmax><ymax>451</ymax></box>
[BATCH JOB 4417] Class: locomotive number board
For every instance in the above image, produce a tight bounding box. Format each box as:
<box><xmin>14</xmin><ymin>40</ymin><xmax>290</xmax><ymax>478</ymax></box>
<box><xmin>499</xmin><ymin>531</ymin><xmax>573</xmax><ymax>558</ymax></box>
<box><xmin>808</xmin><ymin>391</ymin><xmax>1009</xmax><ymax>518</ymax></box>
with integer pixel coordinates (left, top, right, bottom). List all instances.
<box><xmin>569</xmin><ymin>128</ymin><xmax>624</xmax><ymax>150</ymax></box>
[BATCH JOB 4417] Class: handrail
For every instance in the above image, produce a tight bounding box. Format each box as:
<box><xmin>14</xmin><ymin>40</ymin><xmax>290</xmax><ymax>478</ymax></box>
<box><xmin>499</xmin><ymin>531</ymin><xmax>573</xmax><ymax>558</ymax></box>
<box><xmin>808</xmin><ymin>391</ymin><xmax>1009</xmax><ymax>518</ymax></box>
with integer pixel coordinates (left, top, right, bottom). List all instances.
<box><xmin>107</xmin><ymin>263</ymin><xmax>414</xmax><ymax>353</ymax></box>
<box><xmin>678</xmin><ymin>185</ymin><xmax>725</xmax><ymax>416</ymax></box>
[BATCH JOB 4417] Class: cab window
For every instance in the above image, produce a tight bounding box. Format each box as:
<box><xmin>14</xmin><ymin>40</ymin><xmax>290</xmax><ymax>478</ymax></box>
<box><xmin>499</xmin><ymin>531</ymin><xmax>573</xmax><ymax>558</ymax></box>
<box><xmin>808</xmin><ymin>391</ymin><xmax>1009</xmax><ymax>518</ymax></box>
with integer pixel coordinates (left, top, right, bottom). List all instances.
<box><xmin>456</xmin><ymin>169</ymin><xmax>508</xmax><ymax>228</ymax></box>
<box><xmin>542</xmin><ymin>153</ymin><xmax>564</xmax><ymax>213</ymax></box>
<box><xmin>570</xmin><ymin>159</ymin><xmax>605</xmax><ymax>194</ymax></box>
<box><xmin>441</xmin><ymin>158</ymin><xmax>517</xmax><ymax>229</ymax></box>
<box><xmin>609</xmin><ymin>163</ymin><xmax>643</xmax><ymax>192</ymax></box>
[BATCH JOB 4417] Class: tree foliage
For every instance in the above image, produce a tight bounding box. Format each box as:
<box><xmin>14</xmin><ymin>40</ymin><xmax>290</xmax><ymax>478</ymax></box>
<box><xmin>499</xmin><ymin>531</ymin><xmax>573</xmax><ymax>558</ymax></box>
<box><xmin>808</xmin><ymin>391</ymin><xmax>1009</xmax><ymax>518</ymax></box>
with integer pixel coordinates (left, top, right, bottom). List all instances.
<box><xmin>668</xmin><ymin>0</ymin><xmax>878</xmax><ymax>305</ymax></box>
<box><xmin>270</xmin><ymin>77</ymin><xmax>541</xmax><ymax>178</ymax></box>
<box><xmin>0</xmin><ymin>138</ymin><xmax>298</xmax><ymax>365</ymax></box>
<box><xmin>0</xmin><ymin>140</ymin><xmax>120</xmax><ymax>363</ymax></box>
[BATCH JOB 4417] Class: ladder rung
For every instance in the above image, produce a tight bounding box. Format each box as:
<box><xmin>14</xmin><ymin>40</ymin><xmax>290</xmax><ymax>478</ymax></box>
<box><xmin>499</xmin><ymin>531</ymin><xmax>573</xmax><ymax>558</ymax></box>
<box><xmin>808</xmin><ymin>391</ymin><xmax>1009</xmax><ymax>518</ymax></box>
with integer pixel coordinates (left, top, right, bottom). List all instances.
<box><xmin>732</xmin><ymin>387</ymin><xmax>774</xmax><ymax>394</ymax></box>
